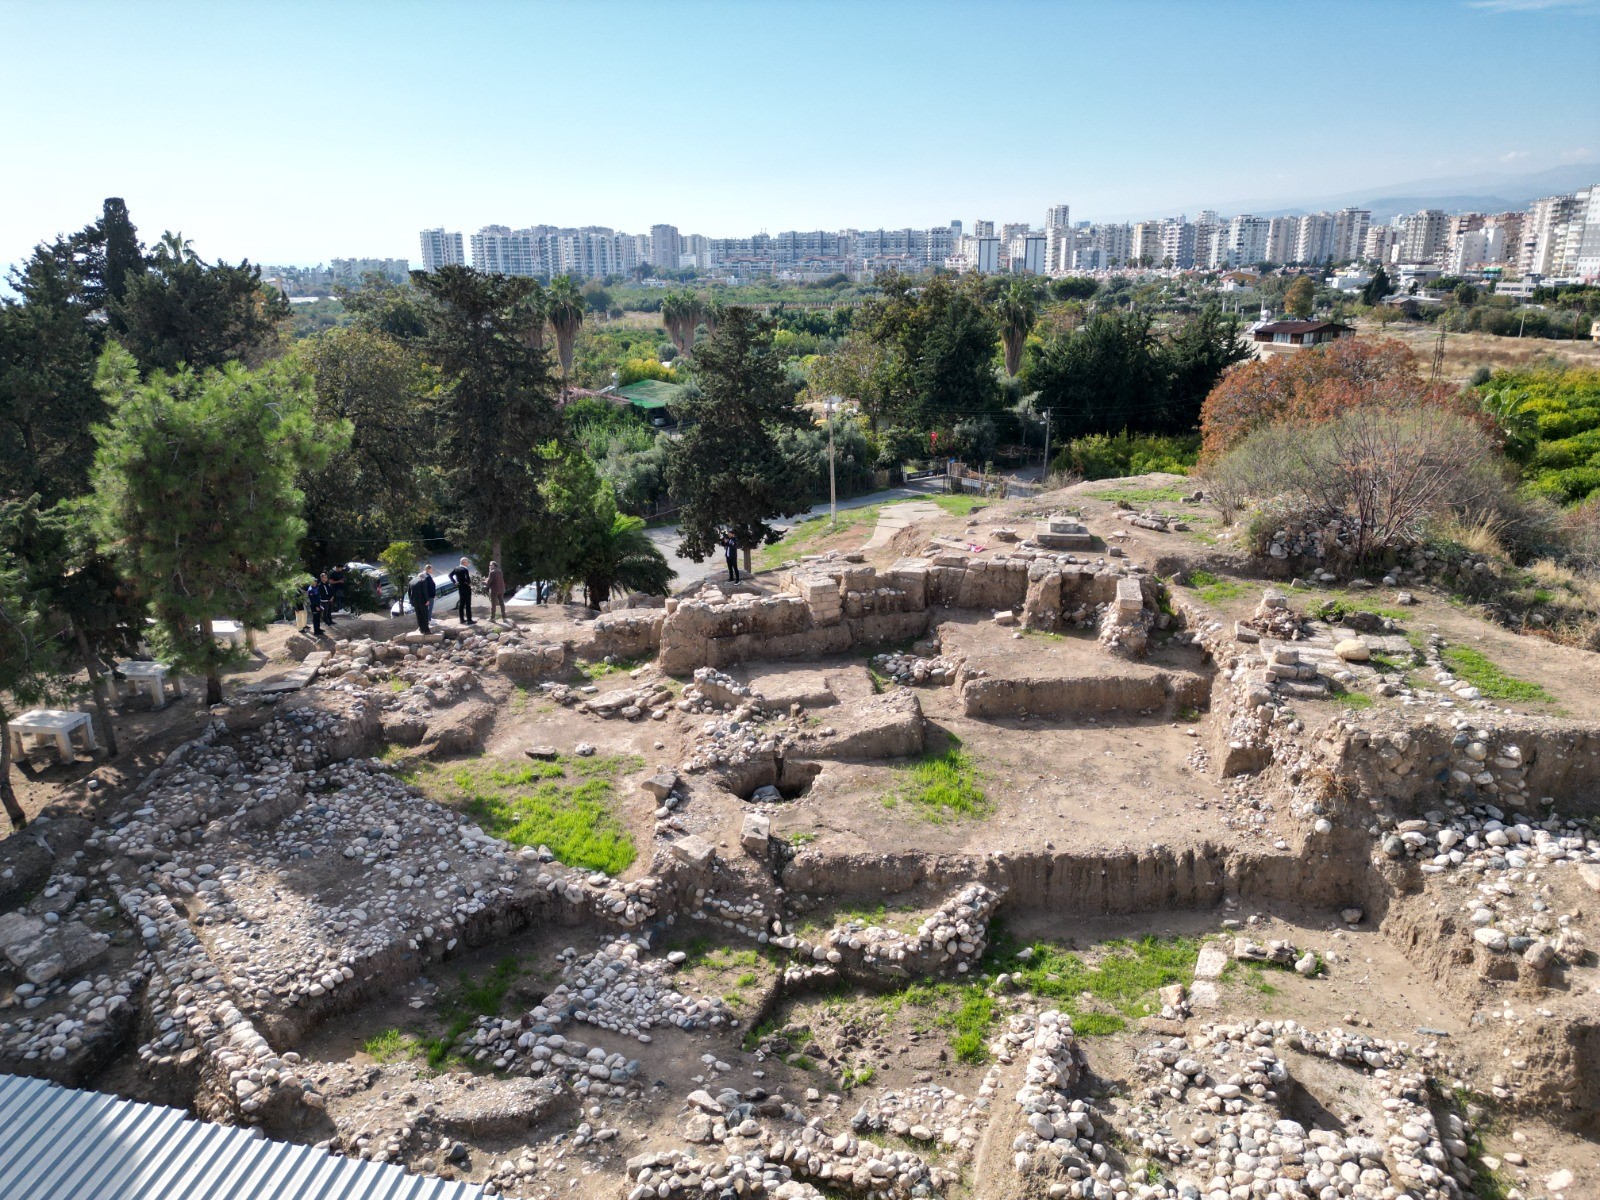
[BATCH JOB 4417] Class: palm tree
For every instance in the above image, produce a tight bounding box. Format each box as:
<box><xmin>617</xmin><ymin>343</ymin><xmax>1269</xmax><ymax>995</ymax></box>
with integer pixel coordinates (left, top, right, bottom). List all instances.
<box><xmin>661</xmin><ymin>290</ymin><xmax>689</xmax><ymax>356</ymax></box>
<box><xmin>578</xmin><ymin>508</ymin><xmax>675</xmax><ymax>608</ymax></box>
<box><xmin>702</xmin><ymin>297</ymin><xmax>725</xmax><ymax>340</ymax></box>
<box><xmin>547</xmin><ymin>276</ymin><xmax>584</xmax><ymax>392</ymax></box>
<box><xmin>681</xmin><ymin>293</ymin><xmax>706</xmax><ymax>352</ymax></box>
<box><xmin>995</xmin><ymin>279</ymin><xmax>1037</xmax><ymax>378</ymax></box>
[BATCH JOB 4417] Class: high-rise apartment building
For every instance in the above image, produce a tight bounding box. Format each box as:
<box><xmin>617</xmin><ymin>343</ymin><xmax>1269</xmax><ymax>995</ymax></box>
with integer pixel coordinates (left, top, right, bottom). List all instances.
<box><xmin>1294</xmin><ymin>212</ymin><xmax>1335</xmax><ymax>264</ymax></box>
<box><xmin>419</xmin><ymin>228</ymin><xmax>465</xmax><ymax>271</ymax></box>
<box><xmin>1332</xmin><ymin>208</ymin><xmax>1370</xmax><ymax>262</ymax></box>
<box><xmin>469</xmin><ymin>225</ymin><xmax>548</xmax><ymax>276</ymax></box>
<box><xmin>649</xmin><ymin>225</ymin><xmax>680</xmax><ymax>270</ymax></box>
<box><xmin>1265</xmin><ymin>217</ymin><xmax>1298</xmax><ymax>265</ymax></box>
<box><xmin>1045</xmin><ymin>204</ymin><xmax>1071</xmax><ymax>232</ymax></box>
<box><xmin>1159</xmin><ymin>219</ymin><xmax>1195</xmax><ymax>269</ymax></box>
<box><xmin>1222</xmin><ymin>215</ymin><xmax>1269</xmax><ymax>268</ymax></box>
<box><xmin>975</xmin><ymin>238</ymin><xmax>1000</xmax><ymax>274</ymax></box>
<box><xmin>1363</xmin><ymin>225</ymin><xmax>1400</xmax><ymax>265</ymax></box>
<box><xmin>1130</xmin><ymin>221</ymin><xmax>1164</xmax><ymax>265</ymax></box>
<box><xmin>1401</xmin><ymin>209</ymin><xmax>1449</xmax><ymax>263</ymax></box>
<box><xmin>972</xmin><ymin>220</ymin><xmax>994</xmax><ymax>239</ymax></box>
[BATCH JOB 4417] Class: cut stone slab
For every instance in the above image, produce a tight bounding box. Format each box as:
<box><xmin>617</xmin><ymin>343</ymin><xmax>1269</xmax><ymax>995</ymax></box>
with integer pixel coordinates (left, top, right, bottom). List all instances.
<box><xmin>1194</xmin><ymin>945</ymin><xmax>1229</xmax><ymax>980</ymax></box>
<box><xmin>1188</xmin><ymin>980</ymin><xmax>1220</xmax><ymax>1010</ymax></box>
<box><xmin>525</xmin><ymin>745</ymin><xmax>559</xmax><ymax>761</ymax></box>
<box><xmin>671</xmin><ymin>835</ymin><xmax>716</xmax><ymax>870</ymax></box>
<box><xmin>642</xmin><ymin>772</ymin><xmax>678</xmax><ymax>799</ymax></box>
<box><xmin>740</xmin><ymin>813</ymin><xmax>771</xmax><ymax>855</ymax></box>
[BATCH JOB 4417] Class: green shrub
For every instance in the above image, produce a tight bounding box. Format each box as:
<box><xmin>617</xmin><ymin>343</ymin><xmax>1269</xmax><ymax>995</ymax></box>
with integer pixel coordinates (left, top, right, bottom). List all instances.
<box><xmin>1054</xmin><ymin>431</ymin><xmax>1197</xmax><ymax>480</ymax></box>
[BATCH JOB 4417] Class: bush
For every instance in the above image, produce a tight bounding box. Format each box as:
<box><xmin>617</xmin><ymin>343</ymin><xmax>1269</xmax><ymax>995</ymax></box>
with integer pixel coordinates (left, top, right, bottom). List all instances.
<box><xmin>617</xmin><ymin>358</ymin><xmax>676</xmax><ymax>386</ymax></box>
<box><xmin>1479</xmin><ymin>367</ymin><xmax>1600</xmax><ymax>504</ymax></box>
<box><xmin>1203</xmin><ymin>409</ymin><xmax>1512</xmax><ymax>562</ymax></box>
<box><xmin>1053</xmin><ymin>431</ymin><xmax>1198</xmax><ymax>480</ymax></box>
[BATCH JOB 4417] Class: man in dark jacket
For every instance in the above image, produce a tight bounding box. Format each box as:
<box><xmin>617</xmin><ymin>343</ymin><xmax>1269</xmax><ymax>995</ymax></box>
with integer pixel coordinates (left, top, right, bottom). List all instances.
<box><xmin>485</xmin><ymin>560</ymin><xmax>506</xmax><ymax>621</ymax></box>
<box><xmin>407</xmin><ymin>566</ymin><xmax>437</xmax><ymax>635</ymax></box>
<box><xmin>449</xmin><ymin>558</ymin><xmax>475</xmax><ymax>625</ymax></box>
<box><xmin>305</xmin><ymin>577</ymin><xmax>326</xmax><ymax>637</ymax></box>
<box><xmin>327</xmin><ymin>564</ymin><xmax>347</xmax><ymax>614</ymax></box>
<box><xmin>722</xmin><ymin>532</ymin><xmax>740</xmax><ymax>583</ymax></box>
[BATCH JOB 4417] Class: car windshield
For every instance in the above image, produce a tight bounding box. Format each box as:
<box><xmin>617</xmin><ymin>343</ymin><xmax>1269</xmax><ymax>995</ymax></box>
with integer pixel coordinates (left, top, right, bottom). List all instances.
<box><xmin>511</xmin><ymin>584</ymin><xmax>540</xmax><ymax>600</ymax></box>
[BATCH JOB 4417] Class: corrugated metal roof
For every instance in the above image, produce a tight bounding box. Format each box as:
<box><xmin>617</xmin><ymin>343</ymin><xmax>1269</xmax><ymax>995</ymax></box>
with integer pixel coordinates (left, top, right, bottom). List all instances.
<box><xmin>0</xmin><ymin>1074</ymin><xmax>487</xmax><ymax>1200</ymax></box>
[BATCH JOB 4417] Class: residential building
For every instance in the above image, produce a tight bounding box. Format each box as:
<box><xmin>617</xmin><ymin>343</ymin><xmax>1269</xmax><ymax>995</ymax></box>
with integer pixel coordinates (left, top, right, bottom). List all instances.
<box><xmin>1045</xmin><ymin>204</ymin><xmax>1071</xmax><ymax>232</ymax></box>
<box><xmin>1131</xmin><ymin>220</ymin><xmax>1164</xmax><ymax>265</ymax></box>
<box><xmin>1446</xmin><ymin>226</ymin><xmax>1509</xmax><ymax>273</ymax></box>
<box><xmin>972</xmin><ymin>220</ymin><xmax>994</xmax><ymax>239</ymax></box>
<box><xmin>418</xmin><ymin>227</ymin><xmax>464</xmax><ymax>271</ymax></box>
<box><xmin>1193</xmin><ymin>217</ymin><xmax>1223</xmax><ymax>270</ymax></box>
<box><xmin>649</xmin><ymin>225</ymin><xmax>680</xmax><ymax>270</ymax></box>
<box><xmin>469</xmin><ymin>225</ymin><xmax>548</xmax><ymax>276</ymax></box>
<box><xmin>975</xmin><ymin>237</ymin><xmax>1000</xmax><ymax>274</ymax></box>
<box><xmin>1251</xmin><ymin>318</ymin><xmax>1353</xmax><ymax>358</ymax></box>
<box><xmin>1363</xmin><ymin>224</ymin><xmax>1400</xmax><ymax>265</ymax></box>
<box><xmin>1222</xmin><ymin>215</ymin><xmax>1269</xmax><ymax>268</ymax></box>
<box><xmin>1294</xmin><ymin>212</ymin><xmax>1335</xmax><ymax>264</ymax></box>
<box><xmin>950</xmin><ymin>220</ymin><xmax>962</xmax><ymax>241</ymax></box>
<box><xmin>1331</xmin><ymin>207</ymin><xmax>1370</xmax><ymax>262</ymax></box>
<box><xmin>1091</xmin><ymin>223</ymin><xmax>1132</xmax><ymax>268</ymax></box>
<box><xmin>1159</xmin><ymin>219</ymin><xmax>1195</xmax><ymax>269</ymax></box>
<box><xmin>1014</xmin><ymin>235</ymin><xmax>1047</xmax><ymax>275</ymax></box>
<box><xmin>1401</xmin><ymin>209</ymin><xmax>1449</xmax><ymax>264</ymax></box>
<box><xmin>1575</xmin><ymin>185</ymin><xmax>1600</xmax><ymax>279</ymax></box>
<box><xmin>1265</xmin><ymin>216</ymin><xmax>1298</xmax><ymax>265</ymax></box>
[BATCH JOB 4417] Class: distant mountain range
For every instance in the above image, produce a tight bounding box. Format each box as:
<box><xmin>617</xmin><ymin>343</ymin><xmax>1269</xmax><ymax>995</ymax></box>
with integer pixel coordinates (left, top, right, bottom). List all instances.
<box><xmin>1219</xmin><ymin>162</ymin><xmax>1600</xmax><ymax>224</ymax></box>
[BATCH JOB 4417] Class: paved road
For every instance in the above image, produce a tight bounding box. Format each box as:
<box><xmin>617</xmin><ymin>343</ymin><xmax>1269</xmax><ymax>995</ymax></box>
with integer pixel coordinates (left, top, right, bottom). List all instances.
<box><xmin>643</xmin><ymin>482</ymin><xmax>942</xmax><ymax>584</ymax></box>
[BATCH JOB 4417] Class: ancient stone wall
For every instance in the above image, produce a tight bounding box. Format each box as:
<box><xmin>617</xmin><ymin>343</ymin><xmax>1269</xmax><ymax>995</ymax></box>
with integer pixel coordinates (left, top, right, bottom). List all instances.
<box><xmin>647</xmin><ymin>552</ymin><xmax>1166</xmax><ymax>677</ymax></box>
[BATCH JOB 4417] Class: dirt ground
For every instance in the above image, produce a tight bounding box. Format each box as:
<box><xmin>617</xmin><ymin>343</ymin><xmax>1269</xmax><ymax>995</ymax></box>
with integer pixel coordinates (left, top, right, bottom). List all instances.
<box><xmin>6</xmin><ymin>478</ymin><xmax>1600</xmax><ymax>1200</ymax></box>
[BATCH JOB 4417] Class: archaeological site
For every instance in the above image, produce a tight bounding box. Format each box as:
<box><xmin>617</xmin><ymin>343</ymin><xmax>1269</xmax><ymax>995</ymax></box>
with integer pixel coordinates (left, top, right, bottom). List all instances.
<box><xmin>3</xmin><ymin>476</ymin><xmax>1598</xmax><ymax>1200</ymax></box>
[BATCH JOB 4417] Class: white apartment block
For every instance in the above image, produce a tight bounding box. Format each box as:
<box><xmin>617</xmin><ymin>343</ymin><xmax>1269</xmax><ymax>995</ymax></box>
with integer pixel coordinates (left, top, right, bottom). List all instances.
<box><xmin>972</xmin><ymin>220</ymin><xmax>995</xmax><ymax>239</ymax></box>
<box><xmin>1130</xmin><ymin>221</ymin><xmax>1164</xmax><ymax>265</ymax></box>
<box><xmin>1401</xmin><ymin>209</ymin><xmax>1449</xmax><ymax>264</ymax></box>
<box><xmin>418</xmin><ymin>227</ymin><xmax>465</xmax><ymax>271</ymax></box>
<box><xmin>1222</xmin><ymin>215</ymin><xmax>1269</xmax><ymax>268</ymax></box>
<box><xmin>1332</xmin><ymin>207</ymin><xmax>1370</xmax><ymax>262</ymax></box>
<box><xmin>1160</xmin><ymin>219</ymin><xmax>1195</xmax><ymax>269</ymax></box>
<box><xmin>469</xmin><ymin>226</ymin><xmax>548</xmax><ymax>276</ymax></box>
<box><xmin>1014</xmin><ymin>235</ymin><xmax>1047</xmax><ymax>275</ymax></box>
<box><xmin>1045</xmin><ymin>204</ymin><xmax>1071</xmax><ymax>231</ymax></box>
<box><xmin>1265</xmin><ymin>217</ymin><xmax>1297</xmax><ymax>266</ymax></box>
<box><xmin>649</xmin><ymin>225</ymin><xmax>680</xmax><ymax>270</ymax></box>
<box><xmin>1363</xmin><ymin>225</ymin><xmax>1400</xmax><ymax>265</ymax></box>
<box><xmin>975</xmin><ymin>238</ymin><xmax>1000</xmax><ymax>274</ymax></box>
<box><xmin>1294</xmin><ymin>212</ymin><xmax>1335</xmax><ymax>264</ymax></box>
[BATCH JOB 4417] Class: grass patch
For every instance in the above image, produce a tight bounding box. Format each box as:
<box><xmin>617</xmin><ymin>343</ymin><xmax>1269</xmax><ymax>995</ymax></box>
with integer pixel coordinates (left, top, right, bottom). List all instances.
<box><xmin>1087</xmin><ymin>484</ymin><xmax>1187</xmax><ymax>505</ymax></box>
<box><xmin>409</xmin><ymin>755</ymin><xmax>642</xmax><ymax>873</ymax></box>
<box><xmin>930</xmin><ymin>493</ymin><xmax>986</xmax><ymax>517</ymax></box>
<box><xmin>388</xmin><ymin>678</ymin><xmax>409</xmax><ymax>693</ymax></box>
<box><xmin>947</xmin><ymin>991</ymin><xmax>995</xmax><ymax>1063</ymax></box>
<box><xmin>1005</xmin><ymin>935</ymin><xmax>1199</xmax><ymax>1032</ymax></box>
<box><xmin>758</xmin><ymin>504</ymin><xmax>884</xmax><ymax>569</ymax></box>
<box><xmin>1440</xmin><ymin>645</ymin><xmax>1555</xmax><ymax>704</ymax></box>
<box><xmin>362</xmin><ymin>1027</ymin><xmax>423</xmax><ymax>1063</ymax></box>
<box><xmin>574</xmin><ymin>655</ymin><xmax>647</xmax><ymax>682</ymax></box>
<box><xmin>882</xmin><ymin>743</ymin><xmax>990</xmax><ymax>824</ymax></box>
<box><xmin>1183</xmin><ymin>570</ymin><xmax>1251</xmax><ymax>605</ymax></box>
<box><xmin>417</xmin><ymin>955</ymin><xmax>523</xmax><ymax>1068</ymax></box>
<box><xmin>839</xmin><ymin>1065</ymin><xmax>877</xmax><ymax>1090</ymax></box>
<box><xmin>1332</xmin><ymin>689</ymin><xmax>1374</xmax><ymax>710</ymax></box>
<box><xmin>787</xmin><ymin>831</ymin><xmax>817</xmax><ymax>846</ymax></box>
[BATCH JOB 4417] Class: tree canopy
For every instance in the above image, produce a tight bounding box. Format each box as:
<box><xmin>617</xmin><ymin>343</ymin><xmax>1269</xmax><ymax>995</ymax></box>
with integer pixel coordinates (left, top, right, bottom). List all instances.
<box><xmin>667</xmin><ymin>306</ymin><xmax>810</xmax><ymax>565</ymax></box>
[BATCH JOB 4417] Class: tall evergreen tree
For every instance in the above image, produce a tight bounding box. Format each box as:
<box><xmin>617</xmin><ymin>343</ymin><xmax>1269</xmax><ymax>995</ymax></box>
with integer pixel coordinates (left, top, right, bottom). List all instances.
<box><xmin>0</xmin><ymin>549</ymin><xmax>70</xmax><ymax>828</ymax></box>
<box><xmin>411</xmin><ymin>266</ymin><xmax>561</xmax><ymax>563</ymax></box>
<box><xmin>116</xmin><ymin>232</ymin><xmax>289</xmax><ymax>372</ymax></box>
<box><xmin>667</xmin><ymin>307</ymin><xmax>810</xmax><ymax>571</ymax></box>
<box><xmin>89</xmin><ymin>346</ymin><xmax>346</xmax><ymax>704</ymax></box>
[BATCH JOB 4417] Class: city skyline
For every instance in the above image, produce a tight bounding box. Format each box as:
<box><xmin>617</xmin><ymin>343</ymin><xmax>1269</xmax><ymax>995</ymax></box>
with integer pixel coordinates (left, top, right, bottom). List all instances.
<box><xmin>3</xmin><ymin>0</ymin><xmax>1598</xmax><ymax>270</ymax></box>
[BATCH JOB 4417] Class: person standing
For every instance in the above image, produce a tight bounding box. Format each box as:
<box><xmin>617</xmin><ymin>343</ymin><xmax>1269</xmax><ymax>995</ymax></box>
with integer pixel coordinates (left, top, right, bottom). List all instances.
<box><xmin>407</xmin><ymin>565</ymin><xmax>436</xmax><ymax>635</ymax></box>
<box><xmin>317</xmin><ymin>571</ymin><xmax>336</xmax><ymax>627</ymax></box>
<box><xmin>304</xmin><ymin>577</ymin><xmax>325</xmax><ymax>637</ymax></box>
<box><xmin>450</xmin><ymin>557</ymin><xmax>475</xmax><ymax>625</ymax></box>
<box><xmin>486</xmin><ymin>560</ymin><xmax>506</xmax><ymax>621</ymax></box>
<box><xmin>327</xmin><ymin>563</ymin><xmax>347</xmax><ymax>614</ymax></box>
<box><xmin>722</xmin><ymin>531</ymin><xmax>740</xmax><ymax>583</ymax></box>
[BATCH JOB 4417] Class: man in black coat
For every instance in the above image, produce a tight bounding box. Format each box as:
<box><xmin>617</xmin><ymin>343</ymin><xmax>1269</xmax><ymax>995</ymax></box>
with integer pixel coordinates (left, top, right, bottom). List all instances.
<box><xmin>449</xmin><ymin>557</ymin><xmax>476</xmax><ymax>625</ymax></box>
<box><xmin>305</xmin><ymin>577</ymin><xmax>326</xmax><ymax>637</ymax></box>
<box><xmin>407</xmin><ymin>565</ymin><xmax>437</xmax><ymax>635</ymax></box>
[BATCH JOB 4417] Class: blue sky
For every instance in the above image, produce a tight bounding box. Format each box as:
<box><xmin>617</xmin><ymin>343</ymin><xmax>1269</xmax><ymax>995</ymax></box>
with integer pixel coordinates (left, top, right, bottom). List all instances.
<box><xmin>2</xmin><ymin>0</ymin><xmax>1597</xmax><ymax>268</ymax></box>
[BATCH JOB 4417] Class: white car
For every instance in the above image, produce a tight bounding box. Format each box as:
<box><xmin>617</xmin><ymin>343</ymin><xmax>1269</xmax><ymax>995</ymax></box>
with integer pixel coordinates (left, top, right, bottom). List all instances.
<box><xmin>505</xmin><ymin>583</ymin><xmax>546</xmax><ymax>608</ymax></box>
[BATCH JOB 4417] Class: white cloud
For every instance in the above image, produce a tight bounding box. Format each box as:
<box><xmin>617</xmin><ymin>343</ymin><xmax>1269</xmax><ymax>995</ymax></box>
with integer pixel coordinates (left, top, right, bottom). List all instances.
<box><xmin>1501</xmin><ymin>149</ymin><xmax>1534</xmax><ymax>162</ymax></box>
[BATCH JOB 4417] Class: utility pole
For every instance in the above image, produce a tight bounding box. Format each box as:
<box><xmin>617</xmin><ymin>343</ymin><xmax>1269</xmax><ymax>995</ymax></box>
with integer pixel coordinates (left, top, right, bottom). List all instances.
<box><xmin>1041</xmin><ymin>408</ymin><xmax>1053</xmax><ymax>481</ymax></box>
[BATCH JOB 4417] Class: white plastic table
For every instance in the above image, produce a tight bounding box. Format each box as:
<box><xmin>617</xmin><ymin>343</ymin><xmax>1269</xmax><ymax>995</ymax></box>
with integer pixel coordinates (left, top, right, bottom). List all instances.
<box><xmin>211</xmin><ymin>620</ymin><xmax>244</xmax><ymax>648</ymax></box>
<box><xmin>117</xmin><ymin>661</ymin><xmax>183</xmax><ymax>708</ymax></box>
<box><xmin>7</xmin><ymin>710</ymin><xmax>97</xmax><ymax>764</ymax></box>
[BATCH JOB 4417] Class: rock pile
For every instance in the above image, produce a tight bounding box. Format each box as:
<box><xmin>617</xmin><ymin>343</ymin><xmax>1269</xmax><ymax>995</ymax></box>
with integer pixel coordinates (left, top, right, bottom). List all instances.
<box><xmin>774</xmin><ymin>884</ymin><xmax>1003</xmax><ymax>980</ymax></box>
<box><xmin>870</xmin><ymin>651</ymin><xmax>964</xmax><ymax>687</ymax></box>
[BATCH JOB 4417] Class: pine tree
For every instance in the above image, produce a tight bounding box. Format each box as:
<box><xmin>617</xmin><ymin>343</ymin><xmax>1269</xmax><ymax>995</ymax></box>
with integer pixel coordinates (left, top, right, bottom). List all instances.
<box><xmin>412</xmin><ymin>267</ymin><xmax>561</xmax><ymax>563</ymax></box>
<box><xmin>667</xmin><ymin>307</ymin><xmax>810</xmax><ymax>571</ymax></box>
<box><xmin>0</xmin><ymin>551</ymin><xmax>69</xmax><ymax>828</ymax></box>
<box><xmin>89</xmin><ymin>346</ymin><xmax>346</xmax><ymax>704</ymax></box>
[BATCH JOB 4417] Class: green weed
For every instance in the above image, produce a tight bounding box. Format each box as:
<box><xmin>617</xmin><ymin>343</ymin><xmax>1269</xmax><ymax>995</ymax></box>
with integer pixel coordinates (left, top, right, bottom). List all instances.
<box><xmin>883</xmin><ymin>744</ymin><xmax>990</xmax><ymax>824</ymax></box>
<box><xmin>1440</xmin><ymin>646</ymin><xmax>1555</xmax><ymax>704</ymax></box>
<box><xmin>362</xmin><ymin>1028</ymin><xmax>422</xmax><ymax>1063</ymax></box>
<box><xmin>931</xmin><ymin>494</ymin><xmax>986</xmax><ymax>517</ymax></box>
<box><xmin>410</xmin><ymin>756</ymin><xmax>639</xmax><ymax>873</ymax></box>
<box><xmin>1007</xmin><ymin>936</ymin><xmax>1198</xmax><ymax>1032</ymax></box>
<box><xmin>1332</xmin><ymin>690</ymin><xmax>1374</xmax><ymax>710</ymax></box>
<box><xmin>1184</xmin><ymin>570</ymin><xmax>1251</xmax><ymax>605</ymax></box>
